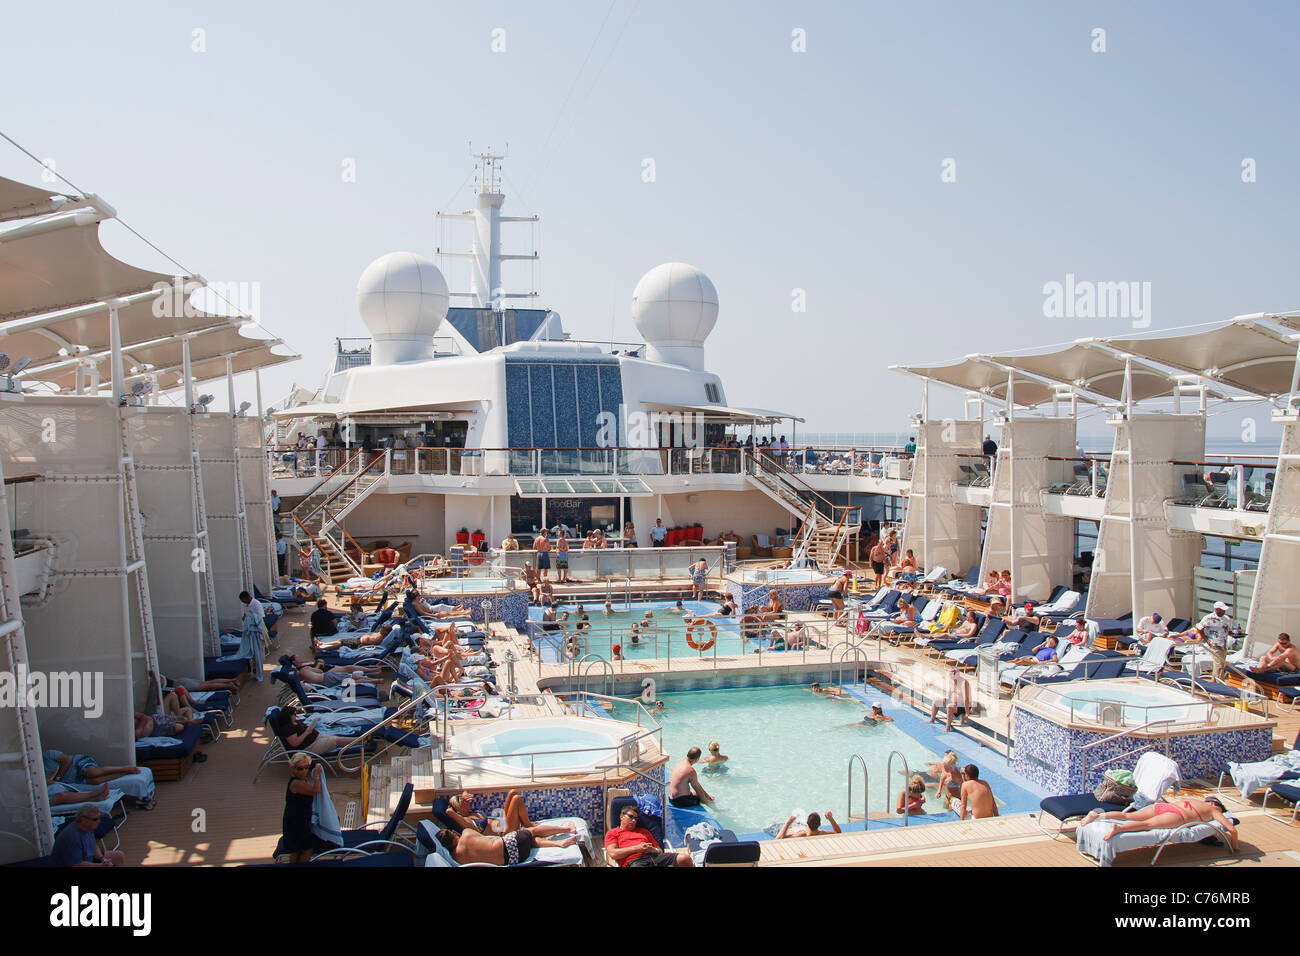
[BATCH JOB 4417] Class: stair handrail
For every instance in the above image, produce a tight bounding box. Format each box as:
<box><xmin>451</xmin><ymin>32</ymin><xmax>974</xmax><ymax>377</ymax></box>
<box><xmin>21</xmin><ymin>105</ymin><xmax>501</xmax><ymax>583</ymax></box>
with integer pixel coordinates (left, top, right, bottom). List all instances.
<box><xmin>290</xmin><ymin>448</ymin><xmax>369</xmax><ymax>502</ymax></box>
<box><xmin>297</xmin><ymin>451</ymin><xmax>389</xmax><ymax>528</ymax></box>
<box><xmin>847</xmin><ymin>753</ymin><xmax>869</xmax><ymax>830</ymax></box>
<box><xmin>336</xmin><ymin>680</ymin><xmax>442</xmax><ymax>773</ymax></box>
<box><xmin>749</xmin><ymin>451</ymin><xmax>840</xmax><ymax>518</ymax></box>
<box><xmin>884</xmin><ymin>749</ymin><xmax>912</xmax><ymax>827</ymax></box>
<box><xmin>318</xmin><ymin>523</ymin><xmax>364</xmax><ymax>579</ymax></box>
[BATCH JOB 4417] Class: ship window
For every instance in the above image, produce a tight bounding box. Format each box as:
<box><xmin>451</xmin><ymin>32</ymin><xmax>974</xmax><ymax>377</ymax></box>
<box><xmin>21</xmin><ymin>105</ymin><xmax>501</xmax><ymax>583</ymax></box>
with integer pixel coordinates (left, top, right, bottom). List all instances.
<box><xmin>704</xmin><ymin>382</ymin><xmax>720</xmax><ymax>403</ymax></box>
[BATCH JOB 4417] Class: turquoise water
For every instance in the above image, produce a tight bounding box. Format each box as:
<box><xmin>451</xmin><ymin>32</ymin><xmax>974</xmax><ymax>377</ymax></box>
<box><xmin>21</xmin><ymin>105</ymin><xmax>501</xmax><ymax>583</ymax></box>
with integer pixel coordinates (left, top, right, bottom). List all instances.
<box><xmin>426</xmin><ymin>578</ymin><xmax>513</xmax><ymax>594</ymax></box>
<box><xmin>611</xmin><ymin>685</ymin><xmax>951</xmax><ymax>833</ymax></box>
<box><xmin>471</xmin><ymin>726</ymin><xmax>622</xmax><ymax>773</ymax></box>
<box><xmin>529</xmin><ymin>600</ymin><xmax>753</xmax><ymax>661</ymax></box>
<box><xmin>731</xmin><ymin>570</ymin><xmax>830</xmax><ymax>584</ymax></box>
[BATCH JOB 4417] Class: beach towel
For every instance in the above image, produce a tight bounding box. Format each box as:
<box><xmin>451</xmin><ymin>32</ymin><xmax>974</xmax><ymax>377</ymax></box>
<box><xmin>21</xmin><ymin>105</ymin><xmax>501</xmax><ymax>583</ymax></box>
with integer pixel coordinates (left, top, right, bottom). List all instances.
<box><xmin>1228</xmin><ymin>751</ymin><xmax>1300</xmax><ymax>798</ymax></box>
<box><xmin>1076</xmin><ymin>817</ymin><xmax>1230</xmax><ymax>867</ymax></box>
<box><xmin>312</xmin><ymin>772</ymin><xmax>343</xmax><ymax>847</ymax></box>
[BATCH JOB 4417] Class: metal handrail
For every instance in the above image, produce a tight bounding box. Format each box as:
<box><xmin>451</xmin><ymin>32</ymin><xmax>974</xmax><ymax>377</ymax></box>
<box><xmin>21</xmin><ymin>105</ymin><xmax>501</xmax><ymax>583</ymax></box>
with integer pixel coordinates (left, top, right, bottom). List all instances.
<box><xmin>299</xmin><ymin>451</ymin><xmax>388</xmax><ymax>528</ymax></box>
<box><xmin>885</xmin><ymin>750</ymin><xmax>912</xmax><ymax>826</ymax></box>
<box><xmin>334</xmin><ymin>680</ymin><xmax>441</xmax><ymax>773</ymax></box>
<box><xmin>1078</xmin><ymin>718</ymin><xmax>1176</xmax><ymax>788</ymax></box>
<box><xmin>581</xmin><ymin>655</ymin><xmax>614</xmax><ymax>699</ymax></box>
<box><xmin>847</xmin><ymin>753</ymin><xmax>869</xmax><ymax>830</ymax></box>
<box><xmin>830</xmin><ymin>640</ymin><xmax>868</xmax><ymax>687</ymax></box>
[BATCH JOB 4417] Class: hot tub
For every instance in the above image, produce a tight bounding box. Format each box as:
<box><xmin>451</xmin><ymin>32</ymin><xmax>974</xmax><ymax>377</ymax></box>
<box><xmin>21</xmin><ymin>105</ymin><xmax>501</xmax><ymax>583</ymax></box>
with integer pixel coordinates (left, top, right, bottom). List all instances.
<box><xmin>724</xmin><ymin>568</ymin><xmax>836</xmax><ymax>612</ymax></box>
<box><xmin>422</xmin><ymin>576</ymin><xmax>527</xmax><ymax>628</ymax></box>
<box><xmin>1011</xmin><ymin>678</ymin><xmax>1273</xmax><ymax>793</ymax></box>
<box><xmin>448</xmin><ymin>717</ymin><xmax>641</xmax><ymax>778</ymax></box>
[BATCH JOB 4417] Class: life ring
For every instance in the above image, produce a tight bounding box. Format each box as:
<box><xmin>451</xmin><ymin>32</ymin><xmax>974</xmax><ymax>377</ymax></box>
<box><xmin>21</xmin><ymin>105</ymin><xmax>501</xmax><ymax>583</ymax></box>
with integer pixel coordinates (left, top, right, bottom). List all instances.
<box><xmin>685</xmin><ymin>619</ymin><xmax>717</xmax><ymax>652</ymax></box>
<box><xmin>640</xmin><ymin>677</ymin><xmax>656</xmax><ymax>704</ymax></box>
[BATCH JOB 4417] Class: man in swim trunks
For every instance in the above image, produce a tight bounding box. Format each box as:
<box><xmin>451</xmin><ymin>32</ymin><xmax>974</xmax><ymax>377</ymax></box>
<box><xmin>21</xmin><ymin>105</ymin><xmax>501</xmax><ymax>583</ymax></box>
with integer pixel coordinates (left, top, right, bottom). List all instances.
<box><xmin>952</xmin><ymin>764</ymin><xmax>998</xmax><ymax>820</ymax></box>
<box><xmin>1252</xmin><ymin>632</ymin><xmax>1299</xmax><ymax>674</ymax></box>
<box><xmin>668</xmin><ymin>747</ymin><xmax>713</xmax><ymax>807</ymax></box>
<box><xmin>869</xmin><ymin>539</ymin><xmax>889</xmax><ymax>589</ymax></box>
<box><xmin>929</xmin><ymin>669</ymin><xmax>971</xmax><ymax>732</ymax></box>
<box><xmin>435</xmin><ymin>823</ymin><xmax>577</xmax><ymax>865</ymax></box>
<box><xmin>533</xmin><ymin>530</ymin><xmax>551</xmax><ymax>573</ymax></box>
<box><xmin>555</xmin><ymin>533</ymin><xmax>570</xmax><ymax>582</ymax></box>
<box><xmin>604</xmin><ymin>805</ymin><xmax>693</xmax><ymax>866</ymax></box>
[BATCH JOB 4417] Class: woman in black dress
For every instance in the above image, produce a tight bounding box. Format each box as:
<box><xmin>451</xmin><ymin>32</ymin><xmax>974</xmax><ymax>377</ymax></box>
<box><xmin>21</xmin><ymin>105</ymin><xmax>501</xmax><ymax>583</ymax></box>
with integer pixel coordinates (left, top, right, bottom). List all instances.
<box><xmin>282</xmin><ymin>753</ymin><xmax>336</xmax><ymax>862</ymax></box>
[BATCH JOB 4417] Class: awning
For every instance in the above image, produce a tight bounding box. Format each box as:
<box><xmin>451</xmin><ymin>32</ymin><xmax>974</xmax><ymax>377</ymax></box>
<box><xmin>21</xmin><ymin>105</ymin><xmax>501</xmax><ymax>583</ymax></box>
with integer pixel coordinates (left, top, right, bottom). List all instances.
<box><xmin>514</xmin><ymin>477</ymin><xmax>654</xmax><ymax>497</ymax></box>
<box><xmin>1108</xmin><ymin>321</ymin><xmax>1299</xmax><ymax>398</ymax></box>
<box><xmin>892</xmin><ymin>357</ymin><xmax>1059</xmax><ymax>407</ymax></box>
<box><xmin>985</xmin><ymin>342</ymin><xmax>1177</xmax><ymax>403</ymax></box>
<box><xmin>0</xmin><ymin>177</ymin><xmax>67</xmax><ymax>222</ymax></box>
<box><xmin>643</xmin><ymin>402</ymin><xmax>803</xmax><ymax>424</ymax></box>
<box><xmin>0</xmin><ymin>219</ymin><xmax>176</xmax><ymax>320</ymax></box>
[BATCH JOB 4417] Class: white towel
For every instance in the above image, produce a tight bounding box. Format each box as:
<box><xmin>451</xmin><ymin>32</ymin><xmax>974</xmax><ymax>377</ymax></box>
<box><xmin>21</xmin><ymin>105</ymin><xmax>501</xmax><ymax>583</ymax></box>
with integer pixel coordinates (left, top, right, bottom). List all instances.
<box><xmin>1132</xmin><ymin>752</ymin><xmax>1182</xmax><ymax>802</ymax></box>
<box><xmin>312</xmin><ymin>772</ymin><xmax>343</xmax><ymax>846</ymax></box>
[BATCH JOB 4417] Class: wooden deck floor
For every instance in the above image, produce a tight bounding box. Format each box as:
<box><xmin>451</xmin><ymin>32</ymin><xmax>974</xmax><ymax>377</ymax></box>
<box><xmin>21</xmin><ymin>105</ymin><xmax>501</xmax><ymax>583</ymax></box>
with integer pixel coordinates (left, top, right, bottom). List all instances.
<box><xmin>124</xmin><ymin>592</ymin><xmax>1300</xmax><ymax>867</ymax></box>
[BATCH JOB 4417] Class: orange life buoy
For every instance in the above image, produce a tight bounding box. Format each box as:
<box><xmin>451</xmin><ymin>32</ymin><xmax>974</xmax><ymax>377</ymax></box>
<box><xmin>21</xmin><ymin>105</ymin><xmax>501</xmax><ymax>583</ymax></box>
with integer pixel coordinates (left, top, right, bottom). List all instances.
<box><xmin>685</xmin><ymin>619</ymin><xmax>717</xmax><ymax>652</ymax></box>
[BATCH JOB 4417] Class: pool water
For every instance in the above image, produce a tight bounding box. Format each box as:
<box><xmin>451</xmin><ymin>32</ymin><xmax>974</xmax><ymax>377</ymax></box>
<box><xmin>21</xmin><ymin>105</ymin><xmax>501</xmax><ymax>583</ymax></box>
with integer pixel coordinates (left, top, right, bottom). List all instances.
<box><xmin>460</xmin><ymin>724</ymin><xmax>624</xmax><ymax>774</ymax></box>
<box><xmin>426</xmin><ymin>578</ymin><xmax>514</xmax><ymax>594</ymax></box>
<box><xmin>1039</xmin><ymin>682</ymin><xmax>1213</xmax><ymax>725</ymax></box>
<box><xmin>529</xmin><ymin>600</ymin><xmax>751</xmax><ymax>661</ymax></box>
<box><xmin>608</xmin><ymin>685</ymin><xmax>950</xmax><ymax>833</ymax></box>
<box><xmin>731</xmin><ymin>570</ymin><xmax>832</xmax><ymax>585</ymax></box>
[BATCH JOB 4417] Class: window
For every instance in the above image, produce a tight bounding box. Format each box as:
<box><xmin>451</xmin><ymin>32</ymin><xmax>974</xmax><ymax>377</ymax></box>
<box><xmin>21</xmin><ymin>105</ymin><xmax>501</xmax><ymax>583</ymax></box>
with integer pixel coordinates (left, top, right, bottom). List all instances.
<box><xmin>704</xmin><ymin>382</ymin><xmax>720</xmax><ymax>403</ymax></box>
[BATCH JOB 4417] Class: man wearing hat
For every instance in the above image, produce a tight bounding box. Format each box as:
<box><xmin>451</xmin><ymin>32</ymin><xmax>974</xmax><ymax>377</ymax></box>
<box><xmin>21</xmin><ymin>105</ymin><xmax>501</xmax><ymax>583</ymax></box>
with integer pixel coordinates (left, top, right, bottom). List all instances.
<box><xmin>1135</xmin><ymin>611</ymin><xmax>1168</xmax><ymax>646</ymax></box>
<box><xmin>1192</xmin><ymin>601</ymin><xmax>1235</xmax><ymax>681</ymax></box>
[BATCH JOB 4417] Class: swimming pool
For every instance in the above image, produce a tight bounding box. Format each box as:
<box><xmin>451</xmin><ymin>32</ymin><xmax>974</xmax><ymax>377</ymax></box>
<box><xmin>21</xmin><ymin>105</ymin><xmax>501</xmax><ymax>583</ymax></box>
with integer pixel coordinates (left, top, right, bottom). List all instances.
<box><xmin>1025</xmin><ymin>678</ymin><xmax>1215</xmax><ymax>726</ymax></box>
<box><xmin>529</xmin><ymin>599</ymin><xmax>754</xmax><ymax>661</ymax></box>
<box><xmin>601</xmin><ymin>684</ymin><xmax>1024</xmax><ymax>834</ymax></box>
<box><xmin>425</xmin><ymin>578</ymin><xmax>515</xmax><ymax>594</ymax></box>
<box><xmin>449</xmin><ymin>717</ymin><xmax>640</xmax><ymax>778</ymax></box>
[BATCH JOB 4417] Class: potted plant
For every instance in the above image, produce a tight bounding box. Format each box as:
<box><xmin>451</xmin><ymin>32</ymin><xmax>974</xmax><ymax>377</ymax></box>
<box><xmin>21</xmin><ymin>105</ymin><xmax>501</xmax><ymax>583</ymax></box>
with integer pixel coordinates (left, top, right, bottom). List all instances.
<box><xmin>471</xmin><ymin>528</ymin><xmax>485</xmax><ymax>548</ymax></box>
<box><xmin>455</xmin><ymin>526</ymin><xmax>470</xmax><ymax>545</ymax></box>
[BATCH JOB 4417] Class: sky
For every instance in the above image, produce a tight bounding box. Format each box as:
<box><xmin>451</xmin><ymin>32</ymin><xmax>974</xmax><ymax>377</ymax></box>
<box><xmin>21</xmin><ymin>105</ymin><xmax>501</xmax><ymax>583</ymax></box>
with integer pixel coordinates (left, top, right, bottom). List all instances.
<box><xmin>2</xmin><ymin>0</ymin><xmax>1297</xmax><ymax>438</ymax></box>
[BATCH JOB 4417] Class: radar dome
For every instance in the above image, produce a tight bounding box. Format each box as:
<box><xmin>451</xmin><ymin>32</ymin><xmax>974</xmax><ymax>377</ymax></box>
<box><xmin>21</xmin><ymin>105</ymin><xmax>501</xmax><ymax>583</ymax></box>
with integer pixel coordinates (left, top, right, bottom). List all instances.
<box><xmin>356</xmin><ymin>252</ymin><xmax>449</xmax><ymax>366</ymax></box>
<box><xmin>631</xmin><ymin>263</ymin><xmax>718</xmax><ymax>369</ymax></box>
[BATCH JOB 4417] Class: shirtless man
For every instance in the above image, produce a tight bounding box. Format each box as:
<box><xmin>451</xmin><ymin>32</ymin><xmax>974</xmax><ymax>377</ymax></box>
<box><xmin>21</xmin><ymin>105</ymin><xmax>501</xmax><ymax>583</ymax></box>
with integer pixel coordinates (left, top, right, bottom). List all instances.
<box><xmin>929</xmin><ymin>669</ymin><xmax>972</xmax><ymax>732</ymax></box>
<box><xmin>1253</xmin><ymin>632</ymin><xmax>1299</xmax><ymax>673</ymax></box>
<box><xmin>532</xmin><ymin>530</ymin><xmax>551</xmax><ymax>577</ymax></box>
<box><xmin>667</xmin><ymin>747</ymin><xmax>713</xmax><ymax>808</ymax></box>
<box><xmin>313</xmin><ymin>621</ymin><xmax>396</xmax><ymax>653</ymax></box>
<box><xmin>777</xmin><ymin>810</ymin><xmax>840</xmax><ymax>839</ymax></box>
<box><xmin>433</xmin><ymin>824</ymin><xmax>577</xmax><ymax>866</ymax></box>
<box><xmin>289</xmin><ymin>654</ymin><xmax>382</xmax><ymax>685</ymax></box>
<box><xmin>953</xmin><ymin>764</ymin><xmax>998</xmax><ymax>820</ymax></box>
<box><xmin>555</xmin><ymin>533</ymin><xmax>570</xmax><ymax>583</ymax></box>
<box><xmin>869</xmin><ymin>539</ymin><xmax>889</xmax><ymax>590</ymax></box>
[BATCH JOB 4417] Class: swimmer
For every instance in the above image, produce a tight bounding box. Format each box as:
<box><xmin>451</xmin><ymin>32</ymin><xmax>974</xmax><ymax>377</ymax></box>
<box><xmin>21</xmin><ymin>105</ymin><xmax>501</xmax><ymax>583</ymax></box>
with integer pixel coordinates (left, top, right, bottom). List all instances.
<box><xmin>896</xmin><ymin>775</ymin><xmax>926</xmax><ymax>816</ymax></box>
<box><xmin>702</xmin><ymin>740</ymin><xmax>728</xmax><ymax>766</ymax></box>
<box><xmin>809</xmin><ymin>681</ymin><xmax>844</xmax><ymax>698</ymax></box>
<box><xmin>611</xmin><ymin>643</ymin><xmax>623</xmax><ymax>661</ymax></box>
<box><xmin>868</xmin><ymin>703</ymin><xmax>894</xmax><ymax>723</ymax></box>
<box><xmin>628</xmin><ymin>622</ymin><xmax>641</xmax><ymax>645</ymax></box>
<box><xmin>603</xmin><ymin>601</ymin><xmax>615</xmax><ymax>616</ymax></box>
<box><xmin>643</xmin><ymin>609</ymin><xmax>654</xmax><ymax>621</ymax></box>
<box><xmin>670</xmin><ymin>599</ymin><xmax>686</xmax><ymax>615</ymax></box>
<box><xmin>652</xmin><ymin>700</ymin><xmax>673</xmax><ymax>714</ymax></box>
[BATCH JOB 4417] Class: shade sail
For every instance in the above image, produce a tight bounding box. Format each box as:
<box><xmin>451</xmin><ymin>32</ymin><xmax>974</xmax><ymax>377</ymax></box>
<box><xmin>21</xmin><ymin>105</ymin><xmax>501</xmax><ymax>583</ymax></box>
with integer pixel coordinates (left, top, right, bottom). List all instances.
<box><xmin>0</xmin><ymin>220</ymin><xmax>176</xmax><ymax>320</ymax></box>
<box><xmin>986</xmin><ymin>342</ymin><xmax>1176</xmax><ymax>403</ymax></box>
<box><xmin>893</xmin><ymin>356</ymin><xmax>1057</xmax><ymax>406</ymax></box>
<box><xmin>1108</xmin><ymin>322</ymin><xmax>1299</xmax><ymax>398</ymax></box>
<box><xmin>643</xmin><ymin>402</ymin><xmax>803</xmax><ymax>423</ymax></box>
<box><xmin>0</xmin><ymin>294</ymin><xmax>231</xmax><ymax>371</ymax></box>
<box><xmin>0</xmin><ymin>176</ymin><xmax>65</xmax><ymax>221</ymax></box>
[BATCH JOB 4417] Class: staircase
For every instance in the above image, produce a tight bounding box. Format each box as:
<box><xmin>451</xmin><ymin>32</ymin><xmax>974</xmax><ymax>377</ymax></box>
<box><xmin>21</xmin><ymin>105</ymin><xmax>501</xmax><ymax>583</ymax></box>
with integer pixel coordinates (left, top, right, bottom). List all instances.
<box><xmin>288</xmin><ymin>451</ymin><xmax>389</xmax><ymax>584</ymax></box>
<box><xmin>745</xmin><ymin>452</ymin><xmax>856</xmax><ymax>567</ymax></box>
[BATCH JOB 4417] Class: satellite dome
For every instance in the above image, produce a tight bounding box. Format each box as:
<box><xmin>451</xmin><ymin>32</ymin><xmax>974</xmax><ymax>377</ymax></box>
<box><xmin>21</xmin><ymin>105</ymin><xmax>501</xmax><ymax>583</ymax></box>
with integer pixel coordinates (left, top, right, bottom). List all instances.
<box><xmin>356</xmin><ymin>252</ymin><xmax>449</xmax><ymax>365</ymax></box>
<box><xmin>630</xmin><ymin>263</ymin><xmax>718</xmax><ymax>369</ymax></box>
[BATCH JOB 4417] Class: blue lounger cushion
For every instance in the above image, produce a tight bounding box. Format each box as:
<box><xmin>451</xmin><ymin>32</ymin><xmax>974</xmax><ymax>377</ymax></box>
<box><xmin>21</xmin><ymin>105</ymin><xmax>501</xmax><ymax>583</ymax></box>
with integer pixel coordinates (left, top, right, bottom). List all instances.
<box><xmin>1039</xmin><ymin>794</ymin><xmax>1128</xmax><ymax>823</ymax></box>
<box><xmin>204</xmin><ymin>657</ymin><xmax>249</xmax><ymax>680</ymax></box>
<box><xmin>136</xmin><ymin>723</ymin><xmax>203</xmax><ymax>761</ymax></box>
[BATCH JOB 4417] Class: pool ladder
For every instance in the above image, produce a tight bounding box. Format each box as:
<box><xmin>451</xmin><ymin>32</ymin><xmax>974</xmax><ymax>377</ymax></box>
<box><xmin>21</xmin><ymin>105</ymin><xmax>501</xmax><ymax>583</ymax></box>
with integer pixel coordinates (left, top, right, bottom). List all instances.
<box><xmin>846</xmin><ymin>754</ymin><xmax>869</xmax><ymax>831</ymax></box>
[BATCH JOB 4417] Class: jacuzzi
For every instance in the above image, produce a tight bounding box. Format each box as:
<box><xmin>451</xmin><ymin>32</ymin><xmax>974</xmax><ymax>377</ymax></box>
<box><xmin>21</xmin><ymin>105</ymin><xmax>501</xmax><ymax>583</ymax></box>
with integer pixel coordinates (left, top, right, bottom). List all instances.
<box><xmin>449</xmin><ymin>717</ymin><xmax>640</xmax><ymax>778</ymax></box>
<box><xmin>422</xmin><ymin>576</ymin><xmax>528</xmax><ymax>629</ymax></box>
<box><xmin>725</xmin><ymin>568</ymin><xmax>836</xmax><ymax>612</ymax></box>
<box><xmin>1011</xmin><ymin>677</ymin><xmax>1274</xmax><ymax>793</ymax></box>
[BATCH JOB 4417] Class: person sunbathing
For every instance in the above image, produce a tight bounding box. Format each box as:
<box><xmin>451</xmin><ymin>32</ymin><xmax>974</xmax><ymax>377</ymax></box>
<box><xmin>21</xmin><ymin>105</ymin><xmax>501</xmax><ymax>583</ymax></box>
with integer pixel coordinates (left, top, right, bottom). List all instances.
<box><xmin>166</xmin><ymin>674</ymin><xmax>241</xmax><ymax>693</ymax></box>
<box><xmin>1082</xmin><ymin>796</ymin><xmax>1238</xmax><ymax>850</ymax></box>
<box><xmin>1252</xmin><ymin>633</ymin><xmax>1299</xmax><ymax>673</ymax></box>
<box><xmin>44</xmin><ymin>751</ymin><xmax>145</xmax><ymax>791</ymax></box>
<box><xmin>444</xmin><ymin>791</ymin><xmax>489</xmax><ymax>832</ymax></box>
<box><xmin>416</xmin><ymin>655</ymin><xmax>463</xmax><ymax>686</ymax></box>
<box><xmin>290</xmin><ymin>655</ymin><xmax>383</xmax><ymax>684</ymax></box>
<box><xmin>48</xmin><ymin>782</ymin><xmax>112</xmax><ymax>805</ymax></box>
<box><xmin>406</xmin><ymin>592</ymin><xmax>470</xmax><ymax>618</ymax></box>
<box><xmin>1002</xmin><ymin>602</ymin><xmax>1040</xmax><ymax>631</ymax></box>
<box><xmin>313</xmin><ymin>621</ymin><xmax>396</xmax><ymax>653</ymax></box>
<box><xmin>134</xmin><ymin>710</ymin><xmax>201</xmax><ymax>739</ymax></box>
<box><xmin>1007</xmin><ymin>635</ymin><xmax>1058</xmax><ymax>667</ymax></box>
<box><xmin>758</xmin><ymin>590</ymin><xmax>784</xmax><ymax>623</ymax></box>
<box><xmin>276</xmin><ymin>704</ymin><xmax>359</xmax><ymax>756</ymax></box>
<box><xmin>434</xmin><ymin>823</ymin><xmax>577</xmax><ymax>865</ymax></box>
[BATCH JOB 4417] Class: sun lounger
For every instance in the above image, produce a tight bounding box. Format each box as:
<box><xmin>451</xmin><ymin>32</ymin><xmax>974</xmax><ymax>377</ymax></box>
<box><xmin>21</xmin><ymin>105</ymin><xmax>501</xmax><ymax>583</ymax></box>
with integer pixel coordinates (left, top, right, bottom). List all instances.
<box><xmin>136</xmin><ymin>723</ymin><xmax>204</xmax><ymax>782</ymax></box>
<box><xmin>1075</xmin><ymin>814</ymin><xmax>1237</xmax><ymax>866</ymax></box>
<box><xmin>1263</xmin><ymin>780</ymin><xmax>1300</xmax><ymax>825</ymax></box>
<box><xmin>1038</xmin><ymin>751</ymin><xmax>1182</xmax><ymax>838</ymax></box>
<box><xmin>415</xmin><ymin>819</ymin><xmax>588</xmax><ymax>867</ymax></box>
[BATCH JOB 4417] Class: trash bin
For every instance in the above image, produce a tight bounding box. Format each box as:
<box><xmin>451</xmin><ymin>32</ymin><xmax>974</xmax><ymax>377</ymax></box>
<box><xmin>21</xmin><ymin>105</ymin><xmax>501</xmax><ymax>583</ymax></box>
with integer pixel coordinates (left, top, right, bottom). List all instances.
<box><xmin>977</xmin><ymin>644</ymin><xmax>1002</xmax><ymax>696</ymax></box>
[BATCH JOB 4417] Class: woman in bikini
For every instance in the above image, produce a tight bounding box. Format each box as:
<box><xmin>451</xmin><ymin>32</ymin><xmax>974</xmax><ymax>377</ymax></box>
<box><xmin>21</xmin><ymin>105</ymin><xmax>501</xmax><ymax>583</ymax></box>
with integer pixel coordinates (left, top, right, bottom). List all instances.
<box><xmin>1082</xmin><ymin>796</ymin><xmax>1238</xmax><ymax>849</ymax></box>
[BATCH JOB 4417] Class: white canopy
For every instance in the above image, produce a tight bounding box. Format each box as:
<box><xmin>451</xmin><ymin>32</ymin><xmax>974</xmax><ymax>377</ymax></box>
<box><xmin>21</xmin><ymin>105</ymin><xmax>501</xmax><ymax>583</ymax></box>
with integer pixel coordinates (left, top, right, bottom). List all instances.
<box><xmin>985</xmin><ymin>342</ymin><xmax>1177</xmax><ymax>403</ymax></box>
<box><xmin>1108</xmin><ymin>321</ymin><xmax>1299</xmax><ymax>399</ymax></box>
<box><xmin>892</xmin><ymin>356</ymin><xmax>1058</xmax><ymax>407</ymax></box>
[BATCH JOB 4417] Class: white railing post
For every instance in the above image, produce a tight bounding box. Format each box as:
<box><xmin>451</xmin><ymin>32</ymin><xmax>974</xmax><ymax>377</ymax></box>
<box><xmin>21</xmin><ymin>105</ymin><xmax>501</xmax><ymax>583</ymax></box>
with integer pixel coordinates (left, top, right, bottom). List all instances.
<box><xmin>1236</xmin><ymin>464</ymin><xmax>1245</xmax><ymax>510</ymax></box>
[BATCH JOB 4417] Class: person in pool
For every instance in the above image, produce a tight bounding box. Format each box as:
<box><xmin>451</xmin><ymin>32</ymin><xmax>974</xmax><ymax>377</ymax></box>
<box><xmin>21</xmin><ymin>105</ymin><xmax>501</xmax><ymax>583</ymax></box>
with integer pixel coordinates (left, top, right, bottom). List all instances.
<box><xmin>777</xmin><ymin>811</ymin><xmax>840</xmax><ymax>839</ymax></box>
<box><xmin>864</xmin><ymin>703</ymin><xmax>893</xmax><ymax>723</ymax></box>
<box><xmin>611</xmin><ymin>644</ymin><xmax>623</xmax><ymax>661</ymax></box>
<box><xmin>603</xmin><ymin>601</ymin><xmax>615</xmax><ymax>616</ymax></box>
<box><xmin>809</xmin><ymin>681</ymin><xmax>844</xmax><ymax>698</ymax></box>
<box><xmin>628</xmin><ymin>622</ymin><xmax>642</xmax><ymax>645</ymax></box>
<box><xmin>669</xmin><ymin>599</ymin><xmax>686</xmax><ymax>615</ymax></box>
<box><xmin>932</xmin><ymin>751</ymin><xmax>963</xmax><ymax>802</ymax></box>
<box><xmin>702</xmin><ymin>740</ymin><xmax>728</xmax><ymax>768</ymax></box>
<box><xmin>896</xmin><ymin>775</ymin><xmax>926</xmax><ymax>815</ymax></box>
